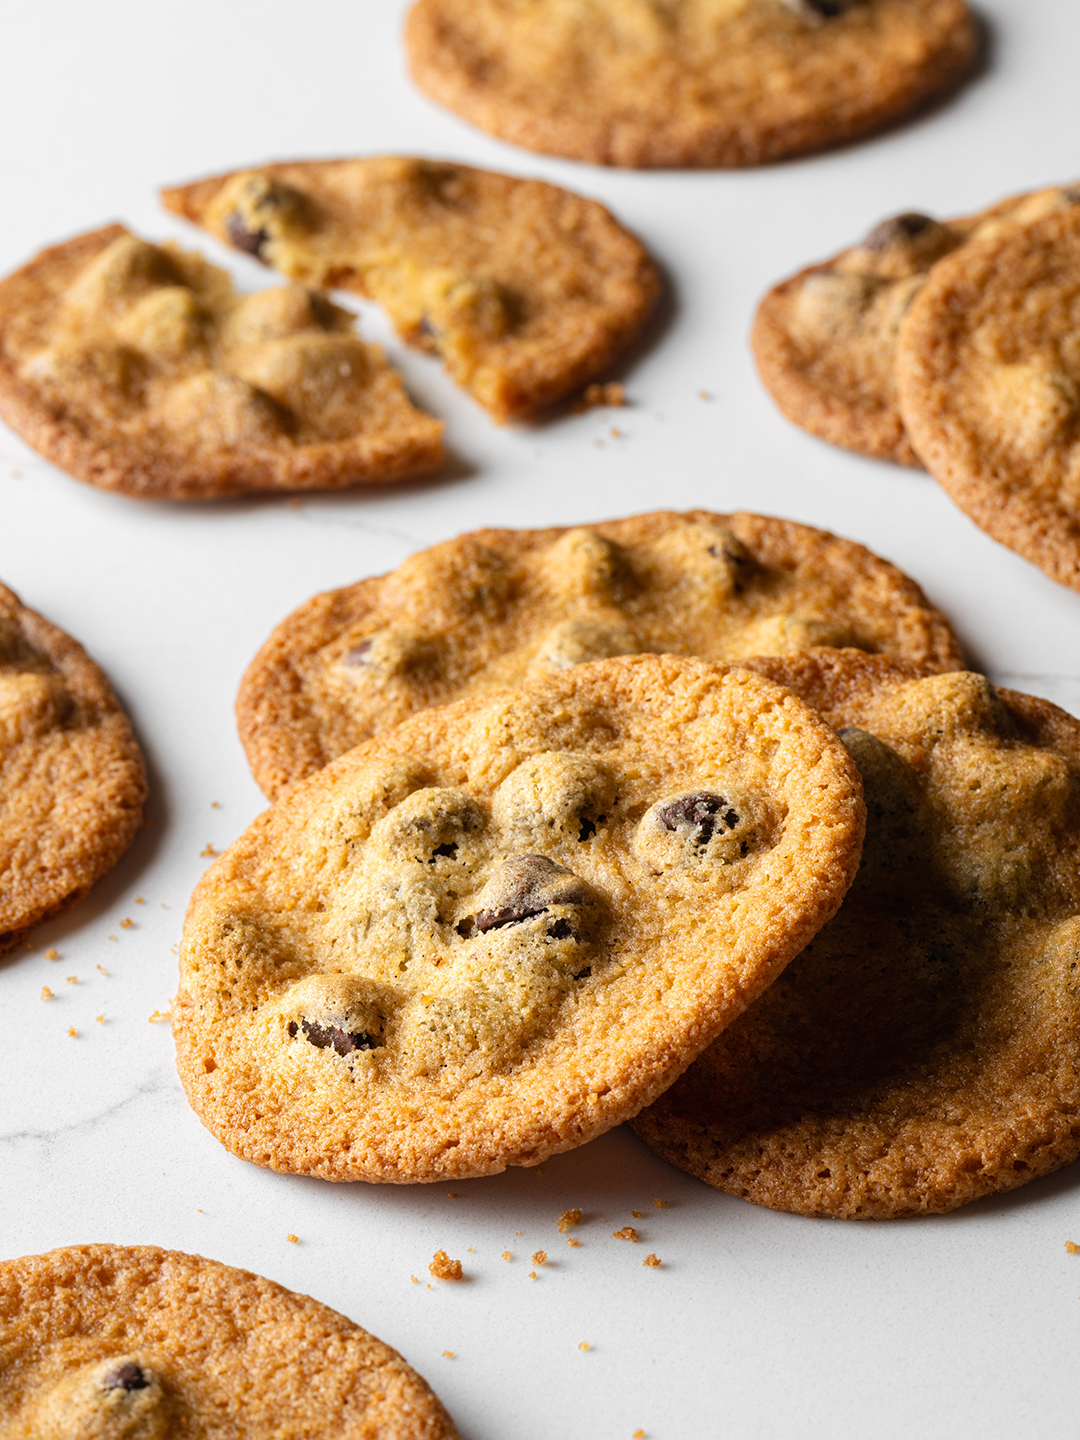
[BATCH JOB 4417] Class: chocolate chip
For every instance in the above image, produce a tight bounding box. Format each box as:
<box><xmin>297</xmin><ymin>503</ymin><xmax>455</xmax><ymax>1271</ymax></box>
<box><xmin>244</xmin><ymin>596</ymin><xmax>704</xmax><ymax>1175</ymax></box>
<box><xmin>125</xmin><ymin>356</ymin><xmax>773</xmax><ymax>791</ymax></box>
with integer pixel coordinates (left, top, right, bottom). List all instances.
<box><xmin>102</xmin><ymin>1363</ymin><xmax>148</xmax><ymax>1393</ymax></box>
<box><xmin>343</xmin><ymin>638</ymin><xmax>374</xmax><ymax>666</ymax></box>
<box><xmin>862</xmin><ymin>213</ymin><xmax>937</xmax><ymax>250</ymax></box>
<box><xmin>657</xmin><ymin>792</ymin><xmax>740</xmax><ymax>846</ymax></box>
<box><xmin>291</xmin><ymin>1018</ymin><xmax>380</xmax><ymax>1056</ymax></box>
<box><xmin>1064</xmin><ymin>187</ymin><xmax>1080</xmax><ymax>205</ymax></box>
<box><xmin>475</xmin><ymin>900</ymin><xmax>549</xmax><ymax>933</ymax></box>
<box><xmin>471</xmin><ymin>854</ymin><xmax>590</xmax><ymax>934</ymax></box>
<box><xmin>547</xmin><ymin>918</ymin><xmax>576</xmax><ymax>940</ymax></box>
<box><xmin>226</xmin><ymin>213</ymin><xmax>269</xmax><ymax>259</ymax></box>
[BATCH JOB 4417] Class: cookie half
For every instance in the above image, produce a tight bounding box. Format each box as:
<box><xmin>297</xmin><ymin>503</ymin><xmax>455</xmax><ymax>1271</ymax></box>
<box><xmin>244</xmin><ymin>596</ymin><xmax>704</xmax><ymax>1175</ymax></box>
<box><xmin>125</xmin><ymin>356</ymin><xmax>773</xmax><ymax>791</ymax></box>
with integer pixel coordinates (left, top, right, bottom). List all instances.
<box><xmin>634</xmin><ymin>649</ymin><xmax>1080</xmax><ymax>1218</ymax></box>
<box><xmin>0</xmin><ymin>225</ymin><xmax>444</xmax><ymax>500</ymax></box>
<box><xmin>405</xmin><ymin>0</ymin><xmax>977</xmax><ymax>170</ymax></box>
<box><xmin>0</xmin><ymin>1244</ymin><xmax>458</xmax><ymax>1438</ymax></box>
<box><xmin>176</xmin><ymin>654</ymin><xmax>865</xmax><ymax>1183</ymax></box>
<box><xmin>896</xmin><ymin>202</ymin><xmax>1080</xmax><ymax>593</ymax></box>
<box><xmin>161</xmin><ymin>157</ymin><xmax>661</xmax><ymax>421</ymax></box>
<box><xmin>237</xmin><ymin>509</ymin><xmax>965</xmax><ymax>800</ymax></box>
<box><xmin>753</xmin><ymin>184</ymin><xmax>1079</xmax><ymax>464</ymax></box>
<box><xmin>0</xmin><ymin>583</ymin><xmax>146</xmax><ymax>955</ymax></box>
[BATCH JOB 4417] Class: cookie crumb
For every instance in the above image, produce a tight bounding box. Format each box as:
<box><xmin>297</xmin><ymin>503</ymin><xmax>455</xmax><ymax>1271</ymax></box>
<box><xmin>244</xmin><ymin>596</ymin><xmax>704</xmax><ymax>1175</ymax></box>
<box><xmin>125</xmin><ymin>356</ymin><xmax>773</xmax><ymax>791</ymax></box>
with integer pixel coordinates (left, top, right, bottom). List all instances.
<box><xmin>211</xmin><ymin>801</ymin><xmax>221</xmax><ymax>809</ymax></box>
<box><xmin>442</xmin><ymin>1351</ymin><xmax>455</xmax><ymax>1359</ymax></box>
<box><xmin>633</xmin><ymin>1430</ymin><xmax>646</xmax><ymax>1438</ymax></box>
<box><xmin>120</xmin><ymin>918</ymin><xmax>134</xmax><ymax>929</ymax></box>
<box><xmin>579</xmin><ymin>1342</ymin><xmax>591</xmax><ymax>1352</ymax></box>
<box><xmin>528</xmin><ymin>1271</ymin><xmax>537</xmax><ymax>1280</ymax></box>
<box><xmin>578</xmin><ymin>381</ymin><xmax>625</xmax><ymax>410</ymax></box>
<box><xmin>653</xmin><ymin>1199</ymin><xmax>668</xmax><ymax>1209</ymax></box>
<box><xmin>40</xmin><ymin>987</ymin><xmax>54</xmax><ymax>1001</ymax></box>
<box><xmin>631</xmin><ymin>1210</ymin><xmax>642</xmax><ymax>1218</ymax></box>
<box><xmin>558</xmin><ymin>1208</ymin><xmax>582</xmax><ymax>1232</ymax></box>
<box><xmin>613</xmin><ymin>1227</ymin><xmax>639</xmax><ymax>1242</ymax></box>
<box><xmin>610</xmin><ymin>427</ymin><xmax>623</xmax><ymax>439</ymax></box>
<box><xmin>567</xmin><ymin>1237</ymin><xmax>580</xmax><ymax>1248</ymax></box>
<box><xmin>447</xmin><ymin>1191</ymin><xmax>458</xmax><ymax>1198</ymax></box>
<box><xmin>643</xmin><ymin>1254</ymin><xmax>661</xmax><ymax>1268</ymax></box>
<box><xmin>467</xmin><ymin>1247</ymin><xmax>475</xmax><ymax>1253</ymax></box>
<box><xmin>66</xmin><ymin>975</ymin><xmax>78</xmax><ymax>985</ymax></box>
<box><xmin>67</xmin><ymin>1026</ymin><xmax>77</xmax><ymax>1038</ymax></box>
<box><xmin>201</xmin><ymin>844</ymin><xmax>218</xmax><ymax>858</ymax></box>
<box><xmin>96</xmin><ymin>1014</ymin><xmax>105</xmax><ymax>1024</ymax></box>
<box><xmin>148</xmin><ymin>1009</ymin><xmax>172</xmax><ymax>1024</ymax></box>
<box><xmin>533</xmin><ymin>1166</ymin><xmax>544</xmax><ymax>1177</ymax></box>
<box><xmin>286</xmin><ymin>1234</ymin><xmax>299</xmax><ymax>1244</ymax></box>
<box><xmin>135</xmin><ymin>896</ymin><xmax>146</xmax><ymax>903</ymax></box>
<box><xmin>501</xmin><ymin>1251</ymin><xmax>512</xmax><ymax>1262</ymax></box>
<box><xmin>698</xmin><ymin>389</ymin><xmax>712</xmax><ymax>400</ymax></box>
<box><xmin>429</xmin><ymin>1250</ymin><xmax>463</xmax><ymax>1281</ymax></box>
<box><xmin>1066</xmin><ymin>1242</ymin><xmax>1080</xmax><ymax>1254</ymax></box>
<box><xmin>44</xmin><ymin>948</ymin><xmax>59</xmax><ymax>960</ymax></box>
<box><xmin>96</xmin><ymin>965</ymin><xmax>109</xmax><ymax>977</ymax></box>
<box><xmin>108</xmin><ymin>934</ymin><xmax>117</xmax><ymax>942</ymax></box>
<box><xmin>411</xmin><ymin>1275</ymin><xmax>420</xmax><ymax>1285</ymax></box>
<box><xmin>532</xmin><ymin>1250</ymin><xmax>547</xmax><ymax>1266</ymax></box>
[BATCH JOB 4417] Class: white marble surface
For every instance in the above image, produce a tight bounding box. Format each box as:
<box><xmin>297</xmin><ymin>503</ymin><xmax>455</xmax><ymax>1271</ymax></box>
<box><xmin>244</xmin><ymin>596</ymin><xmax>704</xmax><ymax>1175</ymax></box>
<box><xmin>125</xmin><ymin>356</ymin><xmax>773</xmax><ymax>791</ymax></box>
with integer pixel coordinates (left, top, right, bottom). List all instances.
<box><xmin>2</xmin><ymin>3</ymin><xmax>1080</xmax><ymax>1436</ymax></box>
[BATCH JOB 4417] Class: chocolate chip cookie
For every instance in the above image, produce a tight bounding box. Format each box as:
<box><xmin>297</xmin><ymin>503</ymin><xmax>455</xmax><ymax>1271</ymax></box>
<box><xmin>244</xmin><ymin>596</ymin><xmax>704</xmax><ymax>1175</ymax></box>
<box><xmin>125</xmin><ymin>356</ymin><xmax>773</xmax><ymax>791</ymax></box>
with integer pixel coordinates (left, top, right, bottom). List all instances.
<box><xmin>0</xmin><ymin>225</ymin><xmax>444</xmax><ymax>500</ymax></box>
<box><xmin>0</xmin><ymin>1244</ymin><xmax>458</xmax><ymax>1438</ymax></box>
<box><xmin>0</xmin><ymin>583</ymin><xmax>145</xmax><ymax>956</ymax></box>
<box><xmin>161</xmin><ymin>157</ymin><xmax>661</xmax><ymax>421</ymax></box>
<box><xmin>237</xmin><ymin>509</ymin><xmax>964</xmax><ymax>800</ymax></box>
<box><xmin>897</xmin><ymin>202</ymin><xmax>1080</xmax><ymax>593</ymax></box>
<box><xmin>405</xmin><ymin>0</ymin><xmax>977</xmax><ymax>169</ymax></box>
<box><xmin>176</xmin><ymin>653</ymin><xmax>865</xmax><ymax>1183</ymax></box>
<box><xmin>635</xmin><ymin>649</ymin><xmax>1080</xmax><ymax>1218</ymax></box>
<box><xmin>753</xmin><ymin>184</ymin><xmax>1079</xmax><ymax>464</ymax></box>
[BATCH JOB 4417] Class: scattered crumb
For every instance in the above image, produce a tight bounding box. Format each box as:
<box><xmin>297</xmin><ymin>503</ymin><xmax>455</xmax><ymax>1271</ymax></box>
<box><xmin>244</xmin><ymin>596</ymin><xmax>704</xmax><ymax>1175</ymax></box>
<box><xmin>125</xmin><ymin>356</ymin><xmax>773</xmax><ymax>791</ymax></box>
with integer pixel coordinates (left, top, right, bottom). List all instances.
<box><xmin>632</xmin><ymin>1210</ymin><xmax>642</xmax><ymax>1218</ymax></box>
<box><xmin>40</xmin><ymin>987</ymin><xmax>54</xmax><ymax>1001</ymax></box>
<box><xmin>211</xmin><ymin>802</ymin><xmax>221</xmax><ymax>809</ymax></box>
<box><xmin>613</xmin><ymin>1227</ymin><xmax>639</xmax><ymax>1243</ymax></box>
<box><xmin>97</xmin><ymin>965</ymin><xmax>109</xmax><ymax>977</ymax></box>
<box><xmin>515</xmin><ymin>1231</ymin><xmax>522</xmax><ymax>1236</ymax></box>
<box><xmin>634</xmin><ymin>1430</ymin><xmax>646</xmax><ymax>1438</ymax></box>
<box><xmin>610</xmin><ymin>427</ymin><xmax>622</xmax><ymax>439</ymax></box>
<box><xmin>579</xmin><ymin>1342</ymin><xmax>591</xmax><ymax>1352</ymax></box>
<box><xmin>534</xmin><ymin>1166</ymin><xmax>544</xmax><ymax>1177</ymax></box>
<box><xmin>558</xmin><ymin>1208</ymin><xmax>582</xmax><ymax>1232</ymax></box>
<box><xmin>502</xmin><ymin>1251</ymin><xmax>512</xmax><ymax>1262</ymax></box>
<box><xmin>67</xmin><ymin>1027</ymin><xmax>77</xmax><ymax>1038</ymax></box>
<box><xmin>528</xmin><ymin>1271</ymin><xmax>537</xmax><ymax>1280</ymax></box>
<box><xmin>44</xmin><ymin>948</ymin><xmax>59</xmax><ymax>961</ymax></box>
<box><xmin>148</xmin><ymin>1009</ymin><xmax>172</xmax><ymax>1024</ymax></box>
<box><xmin>447</xmin><ymin>1192</ymin><xmax>458</xmax><ymax>1199</ymax></box>
<box><xmin>286</xmin><ymin>1234</ymin><xmax>299</xmax><ymax>1244</ymax></box>
<box><xmin>654</xmin><ymin>1199</ymin><xmax>668</xmax><ymax>1209</ymax></box>
<box><xmin>120</xmin><ymin>918</ymin><xmax>134</xmax><ymax>929</ymax></box>
<box><xmin>532</xmin><ymin>1251</ymin><xmax>547</xmax><ymax>1266</ymax></box>
<box><xmin>567</xmin><ymin>1237</ymin><xmax>580</xmax><ymax>1248</ymax></box>
<box><xmin>594</xmin><ymin>439</ymin><xmax>605</xmax><ymax>447</ymax></box>
<box><xmin>66</xmin><ymin>976</ymin><xmax>78</xmax><ymax>985</ymax></box>
<box><xmin>698</xmin><ymin>389</ymin><xmax>712</xmax><ymax>400</ymax></box>
<box><xmin>442</xmin><ymin>1351</ymin><xmax>455</xmax><ymax>1359</ymax></box>
<box><xmin>643</xmin><ymin>1254</ymin><xmax>661</xmax><ymax>1268</ymax></box>
<box><xmin>467</xmin><ymin>1248</ymin><xmax>475</xmax><ymax>1254</ymax></box>
<box><xmin>197</xmin><ymin>1209</ymin><xmax>205</xmax><ymax>1214</ymax></box>
<box><xmin>1067</xmin><ymin>1242</ymin><xmax>1080</xmax><ymax>1255</ymax></box>
<box><xmin>411</xmin><ymin>1276</ymin><xmax>420</xmax><ymax>1285</ymax></box>
<box><xmin>96</xmin><ymin>1014</ymin><xmax>105</xmax><ymax>1025</ymax></box>
<box><xmin>201</xmin><ymin>844</ymin><xmax>217</xmax><ymax>858</ymax></box>
<box><xmin>574</xmin><ymin>380</ymin><xmax>625</xmax><ymax>411</ymax></box>
<box><xmin>161</xmin><ymin>903</ymin><xmax>168</xmax><ymax>909</ymax></box>
<box><xmin>108</xmin><ymin>935</ymin><xmax>117</xmax><ymax>942</ymax></box>
<box><xmin>136</xmin><ymin>897</ymin><xmax>145</xmax><ymax>904</ymax></box>
<box><xmin>429</xmin><ymin>1250</ymin><xmax>463</xmax><ymax>1281</ymax></box>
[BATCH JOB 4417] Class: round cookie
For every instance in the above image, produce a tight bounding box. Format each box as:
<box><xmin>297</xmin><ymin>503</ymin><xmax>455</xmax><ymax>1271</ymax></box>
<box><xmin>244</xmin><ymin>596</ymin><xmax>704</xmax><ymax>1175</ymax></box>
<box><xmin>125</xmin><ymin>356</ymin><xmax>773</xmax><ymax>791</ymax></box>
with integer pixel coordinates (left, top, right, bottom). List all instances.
<box><xmin>634</xmin><ymin>649</ymin><xmax>1080</xmax><ymax>1218</ymax></box>
<box><xmin>897</xmin><ymin>203</ymin><xmax>1080</xmax><ymax>593</ymax></box>
<box><xmin>176</xmin><ymin>653</ymin><xmax>865</xmax><ymax>1183</ymax></box>
<box><xmin>0</xmin><ymin>225</ymin><xmax>444</xmax><ymax>500</ymax></box>
<box><xmin>237</xmin><ymin>509</ymin><xmax>965</xmax><ymax>800</ymax></box>
<box><xmin>0</xmin><ymin>1244</ymin><xmax>458</xmax><ymax>1438</ymax></box>
<box><xmin>752</xmin><ymin>184</ymin><xmax>1080</xmax><ymax>465</ymax></box>
<box><xmin>404</xmin><ymin>0</ymin><xmax>977</xmax><ymax>170</ymax></box>
<box><xmin>161</xmin><ymin>157</ymin><xmax>661</xmax><ymax>421</ymax></box>
<box><xmin>0</xmin><ymin>583</ymin><xmax>146</xmax><ymax>956</ymax></box>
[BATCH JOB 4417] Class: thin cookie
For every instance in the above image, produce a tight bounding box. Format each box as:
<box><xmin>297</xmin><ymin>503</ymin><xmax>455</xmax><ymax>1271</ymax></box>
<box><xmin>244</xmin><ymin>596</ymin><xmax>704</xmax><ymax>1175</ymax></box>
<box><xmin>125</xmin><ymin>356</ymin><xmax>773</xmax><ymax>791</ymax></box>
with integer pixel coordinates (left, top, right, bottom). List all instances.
<box><xmin>897</xmin><ymin>202</ymin><xmax>1080</xmax><ymax>593</ymax></box>
<box><xmin>176</xmin><ymin>654</ymin><xmax>865</xmax><ymax>1183</ymax></box>
<box><xmin>0</xmin><ymin>583</ymin><xmax>146</xmax><ymax>955</ymax></box>
<box><xmin>0</xmin><ymin>225</ymin><xmax>444</xmax><ymax>500</ymax></box>
<box><xmin>0</xmin><ymin>1244</ymin><xmax>459</xmax><ymax>1438</ymax></box>
<box><xmin>405</xmin><ymin>0</ymin><xmax>977</xmax><ymax>170</ymax></box>
<box><xmin>161</xmin><ymin>157</ymin><xmax>661</xmax><ymax>421</ymax></box>
<box><xmin>237</xmin><ymin>509</ymin><xmax>964</xmax><ymax>800</ymax></box>
<box><xmin>635</xmin><ymin>649</ymin><xmax>1080</xmax><ymax>1218</ymax></box>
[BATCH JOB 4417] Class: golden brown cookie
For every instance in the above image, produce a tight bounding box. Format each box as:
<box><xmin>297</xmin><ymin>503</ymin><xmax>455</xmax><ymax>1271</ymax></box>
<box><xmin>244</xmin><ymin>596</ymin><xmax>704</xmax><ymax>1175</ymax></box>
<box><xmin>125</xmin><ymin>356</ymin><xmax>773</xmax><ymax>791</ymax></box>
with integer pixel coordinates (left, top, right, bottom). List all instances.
<box><xmin>0</xmin><ymin>583</ymin><xmax>145</xmax><ymax>956</ymax></box>
<box><xmin>162</xmin><ymin>157</ymin><xmax>661</xmax><ymax>422</ymax></box>
<box><xmin>0</xmin><ymin>225</ymin><xmax>444</xmax><ymax>500</ymax></box>
<box><xmin>175</xmin><ymin>653</ymin><xmax>865</xmax><ymax>1183</ymax></box>
<box><xmin>0</xmin><ymin>1244</ymin><xmax>458</xmax><ymax>1438</ymax></box>
<box><xmin>405</xmin><ymin>0</ymin><xmax>977</xmax><ymax>170</ymax></box>
<box><xmin>897</xmin><ymin>202</ymin><xmax>1080</xmax><ymax>593</ymax></box>
<box><xmin>753</xmin><ymin>184</ymin><xmax>1079</xmax><ymax>464</ymax></box>
<box><xmin>634</xmin><ymin>649</ymin><xmax>1080</xmax><ymax>1218</ymax></box>
<box><xmin>237</xmin><ymin>509</ymin><xmax>965</xmax><ymax>801</ymax></box>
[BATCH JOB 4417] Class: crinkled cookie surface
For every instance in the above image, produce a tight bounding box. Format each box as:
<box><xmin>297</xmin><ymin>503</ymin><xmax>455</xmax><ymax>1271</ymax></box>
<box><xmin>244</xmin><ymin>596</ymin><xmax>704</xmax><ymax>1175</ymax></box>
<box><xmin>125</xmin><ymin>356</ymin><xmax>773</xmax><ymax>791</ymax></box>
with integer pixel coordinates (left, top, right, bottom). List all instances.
<box><xmin>0</xmin><ymin>583</ymin><xmax>145</xmax><ymax>955</ymax></box>
<box><xmin>237</xmin><ymin>509</ymin><xmax>964</xmax><ymax>800</ymax></box>
<box><xmin>753</xmin><ymin>184</ymin><xmax>1080</xmax><ymax>465</ymax></box>
<box><xmin>176</xmin><ymin>654</ymin><xmax>865</xmax><ymax>1183</ymax></box>
<box><xmin>0</xmin><ymin>1244</ymin><xmax>459</xmax><ymax>1439</ymax></box>
<box><xmin>0</xmin><ymin>225</ymin><xmax>444</xmax><ymax>499</ymax></box>
<box><xmin>162</xmin><ymin>157</ymin><xmax>661</xmax><ymax>420</ymax></box>
<box><xmin>635</xmin><ymin>650</ymin><xmax>1080</xmax><ymax>1218</ymax></box>
<box><xmin>405</xmin><ymin>0</ymin><xmax>977</xmax><ymax>169</ymax></box>
<box><xmin>897</xmin><ymin>203</ymin><xmax>1080</xmax><ymax>593</ymax></box>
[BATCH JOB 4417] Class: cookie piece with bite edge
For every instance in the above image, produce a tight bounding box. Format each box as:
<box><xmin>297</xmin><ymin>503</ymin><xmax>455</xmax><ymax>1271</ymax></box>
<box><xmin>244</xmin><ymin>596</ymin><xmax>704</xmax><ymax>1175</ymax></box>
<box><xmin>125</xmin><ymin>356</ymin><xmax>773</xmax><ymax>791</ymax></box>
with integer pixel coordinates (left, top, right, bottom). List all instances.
<box><xmin>0</xmin><ymin>225</ymin><xmax>444</xmax><ymax>499</ymax></box>
<box><xmin>0</xmin><ymin>1244</ymin><xmax>458</xmax><ymax>1438</ymax></box>
<box><xmin>897</xmin><ymin>203</ymin><xmax>1080</xmax><ymax>593</ymax></box>
<box><xmin>175</xmin><ymin>654</ymin><xmax>865</xmax><ymax>1182</ymax></box>
<box><xmin>0</xmin><ymin>582</ymin><xmax>145</xmax><ymax>956</ymax></box>
<box><xmin>161</xmin><ymin>157</ymin><xmax>661</xmax><ymax>421</ymax></box>
<box><xmin>237</xmin><ymin>509</ymin><xmax>964</xmax><ymax>800</ymax></box>
<box><xmin>635</xmin><ymin>649</ymin><xmax>1080</xmax><ymax>1217</ymax></box>
<box><xmin>405</xmin><ymin>0</ymin><xmax>977</xmax><ymax>169</ymax></box>
<box><xmin>753</xmin><ymin>183</ymin><xmax>1080</xmax><ymax>464</ymax></box>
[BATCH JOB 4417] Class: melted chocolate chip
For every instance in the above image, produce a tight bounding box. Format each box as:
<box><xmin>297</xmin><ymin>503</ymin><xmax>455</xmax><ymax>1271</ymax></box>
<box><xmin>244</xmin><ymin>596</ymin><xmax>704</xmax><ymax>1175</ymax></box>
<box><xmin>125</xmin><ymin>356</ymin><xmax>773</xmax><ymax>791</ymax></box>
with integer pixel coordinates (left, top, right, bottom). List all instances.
<box><xmin>657</xmin><ymin>792</ymin><xmax>740</xmax><ymax>845</ymax></box>
<box><xmin>290</xmin><ymin>1018</ymin><xmax>379</xmax><ymax>1056</ymax></box>
<box><xmin>226</xmin><ymin>213</ymin><xmax>270</xmax><ymax>259</ymax></box>
<box><xmin>342</xmin><ymin>638</ymin><xmax>374</xmax><ymax>666</ymax></box>
<box><xmin>471</xmin><ymin>854</ymin><xmax>589</xmax><ymax>934</ymax></box>
<box><xmin>1064</xmin><ymin>187</ymin><xmax>1080</xmax><ymax>205</ymax></box>
<box><xmin>546</xmin><ymin>918</ymin><xmax>576</xmax><ymax>940</ymax></box>
<box><xmin>102</xmin><ymin>1363</ymin><xmax>148</xmax><ymax>1393</ymax></box>
<box><xmin>863</xmin><ymin>212</ymin><xmax>937</xmax><ymax>250</ymax></box>
<box><xmin>475</xmin><ymin>900</ymin><xmax>549</xmax><ymax>933</ymax></box>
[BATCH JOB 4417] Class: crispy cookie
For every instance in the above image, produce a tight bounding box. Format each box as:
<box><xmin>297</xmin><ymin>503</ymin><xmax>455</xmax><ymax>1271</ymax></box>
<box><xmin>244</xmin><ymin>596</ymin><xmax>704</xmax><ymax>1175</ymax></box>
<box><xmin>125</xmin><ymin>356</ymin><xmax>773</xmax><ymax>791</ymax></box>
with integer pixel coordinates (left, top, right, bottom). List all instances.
<box><xmin>162</xmin><ymin>158</ymin><xmax>661</xmax><ymax>421</ymax></box>
<box><xmin>897</xmin><ymin>203</ymin><xmax>1080</xmax><ymax>593</ymax></box>
<box><xmin>0</xmin><ymin>225</ymin><xmax>444</xmax><ymax>500</ymax></box>
<box><xmin>0</xmin><ymin>583</ymin><xmax>145</xmax><ymax>956</ymax></box>
<box><xmin>237</xmin><ymin>509</ymin><xmax>964</xmax><ymax>801</ymax></box>
<box><xmin>635</xmin><ymin>649</ymin><xmax>1080</xmax><ymax>1218</ymax></box>
<box><xmin>405</xmin><ymin>0</ymin><xmax>976</xmax><ymax>170</ymax></box>
<box><xmin>753</xmin><ymin>184</ymin><xmax>1080</xmax><ymax>464</ymax></box>
<box><xmin>175</xmin><ymin>654</ymin><xmax>865</xmax><ymax>1183</ymax></box>
<box><xmin>0</xmin><ymin>1244</ymin><xmax>458</xmax><ymax>1438</ymax></box>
